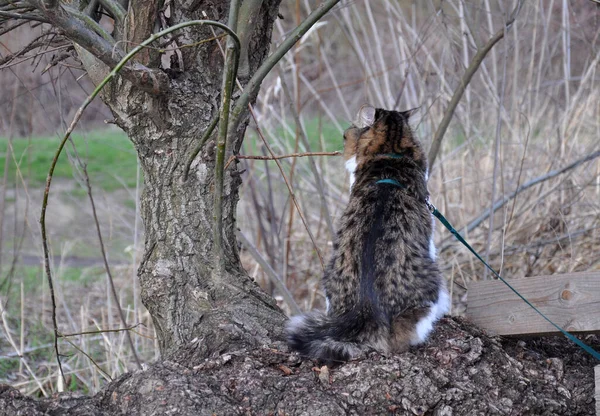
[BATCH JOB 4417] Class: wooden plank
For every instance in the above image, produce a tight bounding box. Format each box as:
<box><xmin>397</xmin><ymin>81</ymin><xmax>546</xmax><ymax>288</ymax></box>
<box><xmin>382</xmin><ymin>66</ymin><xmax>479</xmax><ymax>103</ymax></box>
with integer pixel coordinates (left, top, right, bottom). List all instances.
<box><xmin>467</xmin><ymin>272</ymin><xmax>600</xmax><ymax>336</ymax></box>
<box><xmin>596</xmin><ymin>365</ymin><xmax>600</xmax><ymax>416</ymax></box>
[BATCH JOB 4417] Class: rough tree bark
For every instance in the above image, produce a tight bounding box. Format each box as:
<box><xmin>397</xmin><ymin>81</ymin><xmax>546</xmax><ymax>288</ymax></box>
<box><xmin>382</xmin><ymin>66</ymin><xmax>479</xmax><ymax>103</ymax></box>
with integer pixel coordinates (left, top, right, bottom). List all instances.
<box><xmin>0</xmin><ymin>318</ymin><xmax>596</xmax><ymax>415</ymax></box>
<box><xmin>0</xmin><ymin>1</ymin><xmax>598</xmax><ymax>415</ymax></box>
<box><xmin>101</xmin><ymin>0</ymin><xmax>287</xmax><ymax>361</ymax></box>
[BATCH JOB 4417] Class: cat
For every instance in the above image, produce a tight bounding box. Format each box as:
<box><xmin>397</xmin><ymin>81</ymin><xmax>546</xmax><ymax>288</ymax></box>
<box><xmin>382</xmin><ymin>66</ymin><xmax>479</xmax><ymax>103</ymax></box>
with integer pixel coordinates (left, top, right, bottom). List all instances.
<box><xmin>286</xmin><ymin>104</ymin><xmax>450</xmax><ymax>364</ymax></box>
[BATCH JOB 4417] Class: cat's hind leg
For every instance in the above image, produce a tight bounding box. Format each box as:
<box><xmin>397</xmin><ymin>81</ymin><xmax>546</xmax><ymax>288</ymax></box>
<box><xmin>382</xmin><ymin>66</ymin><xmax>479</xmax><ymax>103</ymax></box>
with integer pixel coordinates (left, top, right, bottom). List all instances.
<box><xmin>410</xmin><ymin>288</ymin><xmax>450</xmax><ymax>345</ymax></box>
<box><xmin>390</xmin><ymin>308</ymin><xmax>429</xmax><ymax>353</ymax></box>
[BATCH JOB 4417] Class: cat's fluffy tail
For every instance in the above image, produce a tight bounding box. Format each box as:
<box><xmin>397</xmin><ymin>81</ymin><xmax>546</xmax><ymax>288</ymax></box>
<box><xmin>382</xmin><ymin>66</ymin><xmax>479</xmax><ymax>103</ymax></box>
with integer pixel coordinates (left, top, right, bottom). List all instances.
<box><xmin>285</xmin><ymin>309</ymin><xmax>382</xmax><ymax>364</ymax></box>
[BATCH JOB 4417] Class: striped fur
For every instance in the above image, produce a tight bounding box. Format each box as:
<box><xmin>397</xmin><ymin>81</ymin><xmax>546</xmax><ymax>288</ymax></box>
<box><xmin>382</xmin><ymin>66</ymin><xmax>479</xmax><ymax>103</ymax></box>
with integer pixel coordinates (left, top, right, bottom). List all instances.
<box><xmin>286</xmin><ymin>105</ymin><xmax>449</xmax><ymax>364</ymax></box>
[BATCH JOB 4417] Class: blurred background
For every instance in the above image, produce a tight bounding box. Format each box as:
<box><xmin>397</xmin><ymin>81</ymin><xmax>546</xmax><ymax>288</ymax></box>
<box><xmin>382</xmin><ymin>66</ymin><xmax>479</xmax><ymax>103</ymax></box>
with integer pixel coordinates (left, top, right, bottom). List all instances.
<box><xmin>1</xmin><ymin>0</ymin><xmax>599</xmax><ymax>396</ymax></box>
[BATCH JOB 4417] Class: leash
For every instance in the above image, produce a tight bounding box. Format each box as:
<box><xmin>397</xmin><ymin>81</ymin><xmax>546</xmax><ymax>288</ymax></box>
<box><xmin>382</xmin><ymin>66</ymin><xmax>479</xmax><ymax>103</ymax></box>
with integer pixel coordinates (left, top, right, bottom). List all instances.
<box><xmin>376</xmin><ymin>178</ymin><xmax>600</xmax><ymax>360</ymax></box>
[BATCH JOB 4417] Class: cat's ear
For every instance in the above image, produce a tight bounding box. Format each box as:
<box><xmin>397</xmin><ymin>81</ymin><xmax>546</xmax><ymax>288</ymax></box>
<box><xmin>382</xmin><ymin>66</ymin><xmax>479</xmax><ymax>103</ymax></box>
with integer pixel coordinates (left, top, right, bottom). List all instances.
<box><xmin>354</xmin><ymin>104</ymin><xmax>376</xmax><ymax>128</ymax></box>
<box><xmin>402</xmin><ymin>106</ymin><xmax>425</xmax><ymax>130</ymax></box>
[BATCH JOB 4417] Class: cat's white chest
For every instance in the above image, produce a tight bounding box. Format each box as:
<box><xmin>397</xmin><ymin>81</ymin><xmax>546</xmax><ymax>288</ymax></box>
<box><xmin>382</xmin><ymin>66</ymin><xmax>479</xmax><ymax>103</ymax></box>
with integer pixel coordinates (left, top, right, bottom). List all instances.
<box><xmin>345</xmin><ymin>156</ymin><xmax>357</xmax><ymax>189</ymax></box>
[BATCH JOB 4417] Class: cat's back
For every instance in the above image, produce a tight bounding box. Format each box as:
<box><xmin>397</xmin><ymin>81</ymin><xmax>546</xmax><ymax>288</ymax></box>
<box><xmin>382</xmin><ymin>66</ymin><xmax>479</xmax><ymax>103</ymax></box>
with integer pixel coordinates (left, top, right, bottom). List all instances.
<box><xmin>326</xmin><ymin>164</ymin><xmax>438</xmax><ymax>316</ymax></box>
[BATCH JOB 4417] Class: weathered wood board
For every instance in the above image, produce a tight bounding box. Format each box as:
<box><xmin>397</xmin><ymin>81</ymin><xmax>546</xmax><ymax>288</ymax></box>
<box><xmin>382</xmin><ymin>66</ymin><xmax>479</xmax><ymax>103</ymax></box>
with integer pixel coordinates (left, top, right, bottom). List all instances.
<box><xmin>467</xmin><ymin>272</ymin><xmax>600</xmax><ymax>336</ymax></box>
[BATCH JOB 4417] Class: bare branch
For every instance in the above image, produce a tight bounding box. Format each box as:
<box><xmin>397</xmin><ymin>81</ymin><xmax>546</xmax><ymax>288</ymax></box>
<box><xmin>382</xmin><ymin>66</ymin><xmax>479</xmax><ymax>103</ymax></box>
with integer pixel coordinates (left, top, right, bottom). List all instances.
<box><xmin>82</xmin><ymin>165</ymin><xmax>142</xmax><ymax>369</ymax></box>
<box><xmin>248</xmin><ymin>106</ymin><xmax>326</xmax><ymax>270</ymax></box>
<box><xmin>236</xmin><ymin>0</ymin><xmax>264</xmax><ymax>78</ymax></box>
<box><xmin>60</xmin><ymin>324</ymin><xmax>142</xmax><ymax>337</ymax></box>
<box><xmin>0</xmin><ymin>34</ymin><xmax>66</xmax><ymax>67</ymax></box>
<box><xmin>229</xmin><ymin>0</ymin><xmax>342</xmax><ymax>133</ymax></box>
<box><xmin>237</xmin><ymin>231</ymin><xmax>301</xmax><ymax>315</ymax></box>
<box><xmin>0</xmin><ymin>19</ymin><xmax>29</xmax><ymax>37</ymax></box>
<box><xmin>224</xmin><ymin>151</ymin><xmax>341</xmax><ymax>169</ymax></box>
<box><xmin>0</xmin><ymin>9</ymin><xmax>48</xmax><ymax>23</ymax></box>
<box><xmin>63</xmin><ymin>5</ymin><xmax>113</xmax><ymax>43</ymax></box>
<box><xmin>183</xmin><ymin>115</ymin><xmax>220</xmax><ymax>181</ymax></box>
<box><xmin>427</xmin><ymin>0</ymin><xmax>525</xmax><ymax>169</ymax></box>
<box><xmin>439</xmin><ymin>149</ymin><xmax>600</xmax><ymax>253</ymax></box>
<box><xmin>26</xmin><ymin>0</ymin><xmax>169</xmax><ymax>93</ymax></box>
<box><xmin>213</xmin><ymin>0</ymin><xmax>241</xmax><ymax>279</ymax></box>
<box><xmin>280</xmin><ymin>75</ymin><xmax>335</xmax><ymax>238</ymax></box>
<box><xmin>98</xmin><ymin>0</ymin><xmax>125</xmax><ymax>24</ymax></box>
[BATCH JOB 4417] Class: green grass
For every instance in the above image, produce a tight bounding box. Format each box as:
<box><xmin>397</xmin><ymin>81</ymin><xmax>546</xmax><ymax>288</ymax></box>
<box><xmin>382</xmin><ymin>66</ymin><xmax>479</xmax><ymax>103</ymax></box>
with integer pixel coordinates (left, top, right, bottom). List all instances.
<box><xmin>244</xmin><ymin>118</ymin><xmax>342</xmax><ymax>154</ymax></box>
<box><xmin>1</xmin><ymin>129</ymin><xmax>138</xmax><ymax>192</ymax></box>
<box><xmin>3</xmin><ymin>265</ymin><xmax>103</xmax><ymax>298</ymax></box>
<box><xmin>1</xmin><ymin>120</ymin><xmax>340</xmax><ymax>193</ymax></box>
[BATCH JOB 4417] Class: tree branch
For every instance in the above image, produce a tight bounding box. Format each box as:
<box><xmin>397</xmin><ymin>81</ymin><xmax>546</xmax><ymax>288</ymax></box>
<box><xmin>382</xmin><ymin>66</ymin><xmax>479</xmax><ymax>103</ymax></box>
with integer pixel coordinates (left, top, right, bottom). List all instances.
<box><xmin>439</xmin><ymin>149</ymin><xmax>600</xmax><ymax>252</ymax></box>
<box><xmin>249</xmin><ymin>107</ymin><xmax>326</xmax><ymax>270</ymax></box>
<box><xmin>280</xmin><ymin>74</ymin><xmax>335</xmax><ymax>238</ymax></box>
<box><xmin>98</xmin><ymin>0</ymin><xmax>125</xmax><ymax>25</ymax></box>
<box><xmin>0</xmin><ymin>9</ymin><xmax>48</xmax><ymax>23</ymax></box>
<box><xmin>213</xmin><ymin>0</ymin><xmax>241</xmax><ymax>279</ymax></box>
<box><xmin>63</xmin><ymin>5</ymin><xmax>113</xmax><ymax>43</ymax></box>
<box><xmin>229</xmin><ymin>0</ymin><xmax>341</xmax><ymax>133</ymax></box>
<box><xmin>183</xmin><ymin>115</ymin><xmax>220</xmax><ymax>181</ymax></box>
<box><xmin>427</xmin><ymin>0</ymin><xmax>524</xmax><ymax>169</ymax></box>
<box><xmin>237</xmin><ymin>231</ymin><xmax>301</xmax><ymax>315</ymax></box>
<box><xmin>235</xmin><ymin>0</ymin><xmax>264</xmax><ymax>78</ymax></box>
<box><xmin>82</xmin><ymin>164</ymin><xmax>142</xmax><ymax>369</ymax></box>
<box><xmin>224</xmin><ymin>151</ymin><xmax>341</xmax><ymax>169</ymax></box>
<box><xmin>26</xmin><ymin>0</ymin><xmax>169</xmax><ymax>94</ymax></box>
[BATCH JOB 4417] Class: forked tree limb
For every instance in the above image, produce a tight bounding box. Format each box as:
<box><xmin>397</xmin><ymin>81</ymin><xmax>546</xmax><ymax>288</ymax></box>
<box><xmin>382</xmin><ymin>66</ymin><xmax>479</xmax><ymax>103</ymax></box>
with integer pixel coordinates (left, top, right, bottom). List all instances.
<box><xmin>427</xmin><ymin>0</ymin><xmax>524</xmax><ymax>169</ymax></box>
<box><xmin>98</xmin><ymin>0</ymin><xmax>125</xmax><ymax>25</ymax></box>
<box><xmin>21</xmin><ymin>0</ymin><xmax>169</xmax><ymax>93</ymax></box>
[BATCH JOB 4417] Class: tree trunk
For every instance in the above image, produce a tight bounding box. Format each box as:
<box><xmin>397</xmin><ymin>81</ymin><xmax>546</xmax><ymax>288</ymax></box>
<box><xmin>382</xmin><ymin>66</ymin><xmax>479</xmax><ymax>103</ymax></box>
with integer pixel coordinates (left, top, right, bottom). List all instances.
<box><xmin>99</xmin><ymin>0</ymin><xmax>285</xmax><ymax>361</ymax></box>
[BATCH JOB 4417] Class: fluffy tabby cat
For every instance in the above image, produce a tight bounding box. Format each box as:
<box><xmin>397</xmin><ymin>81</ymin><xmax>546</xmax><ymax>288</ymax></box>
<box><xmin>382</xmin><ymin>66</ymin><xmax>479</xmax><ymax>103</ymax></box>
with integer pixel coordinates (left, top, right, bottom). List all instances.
<box><xmin>286</xmin><ymin>105</ymin><xmax>450</xmax><ymax>364</ymax></box>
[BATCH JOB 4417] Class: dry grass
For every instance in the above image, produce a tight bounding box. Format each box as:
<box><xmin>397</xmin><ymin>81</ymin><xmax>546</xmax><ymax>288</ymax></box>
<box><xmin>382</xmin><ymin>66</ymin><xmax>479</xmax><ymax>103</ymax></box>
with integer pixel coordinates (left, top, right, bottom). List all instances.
<box><xmin>241</xmin><ymin>0</ymin><xmax>600</xmax><ymax>317</ymax></box>
<box><xmin>1</xmin><ymin>0</ymin><xmax>599</xmax><ymax>397</ymax></box>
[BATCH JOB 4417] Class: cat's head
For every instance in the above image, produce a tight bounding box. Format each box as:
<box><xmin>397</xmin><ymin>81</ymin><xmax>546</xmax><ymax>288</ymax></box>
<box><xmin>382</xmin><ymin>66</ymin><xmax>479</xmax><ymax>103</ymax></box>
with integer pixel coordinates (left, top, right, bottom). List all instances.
<box><xmin>343</xmin><ymin>104</ymin><xmax>427</xmax><ymax>172</ymax></box>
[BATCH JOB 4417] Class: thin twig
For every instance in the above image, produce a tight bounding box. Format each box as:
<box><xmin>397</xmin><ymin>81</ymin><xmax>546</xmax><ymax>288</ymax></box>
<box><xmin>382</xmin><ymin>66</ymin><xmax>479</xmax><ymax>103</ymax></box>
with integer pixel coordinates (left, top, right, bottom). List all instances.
<box><xmin>82</xmin><ymin>166</ymin><xmax>142</xmax><ymax>369</ymax></box>
<box><xmin>248</xmin><ymin>107</ymin><xmax>325</xmax><ymax>270</ymax></box>
<box><xmin>60</xmin><ymin>323</ymin><xmax>142</xmax><ymax>338</ymax></box>
<box><xmin>61</xmin><ymin>337</ymin><xmax>112</xmax><ymax>380</ymax></box>
<box><xmin>280</xmin><ymin>74</ymin><xmax>335</xmax><ymax>239</ymax></box>
<box><xmin>224</xmin><ymin>151</ymin><xmax>341</xmax><ymax>169</ymax></box>
<box><xmin>0</xmin><ymin>84</ymin><xmax>18</xmax><ymax>283</ymax></box>
<box><xmin>237</xmin><ymin>231</ymin><xmax>301</xmax><ymax>315</ymax></box>
<box><xmin>483</xmin><ymin>16</ymin><xmax>510</xmax><ymax>280</ymax></box>
<box><xmin>439</xmin><ymin>149</ymin><xmax>600</xmax><ymax>252</ymax></box>
<box><xmin>0</xmin><ymin>10</ymin><xmax>48</xmax><ymax>23</ymax></box>
<box><xmin>0</xmin><ymin>45</ymin><xmax>71</xmax><ymax>70</ymax></box>
<box><xmin>183</xmin><ymin>115</ymin><xmax>220</xmax><ymax>181</ymax></box>
<box><xmin>505</xmin><ymin>113</ymin><xmax>532</xmax><ymax>236</ymax></box>
<box><xmin>427</xmin><ymin>0</ymin><xmax>524</xmax><ymax>169</ymax></box>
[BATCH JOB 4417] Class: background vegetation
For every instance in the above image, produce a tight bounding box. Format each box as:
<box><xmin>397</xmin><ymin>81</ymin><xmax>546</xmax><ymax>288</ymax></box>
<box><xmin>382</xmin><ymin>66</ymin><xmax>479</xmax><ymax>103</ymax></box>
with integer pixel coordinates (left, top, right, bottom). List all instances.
<box><xmin>1</xmin><ymin>0</ymin><xmax>599</xmax><ymax>396</ymax></box>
